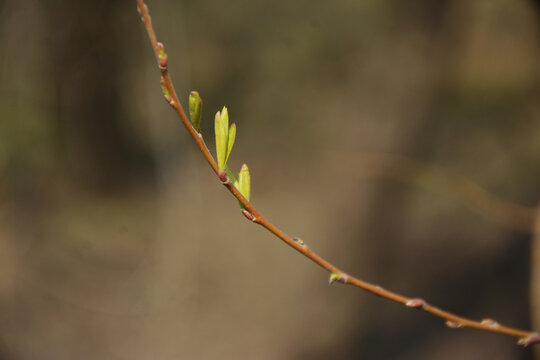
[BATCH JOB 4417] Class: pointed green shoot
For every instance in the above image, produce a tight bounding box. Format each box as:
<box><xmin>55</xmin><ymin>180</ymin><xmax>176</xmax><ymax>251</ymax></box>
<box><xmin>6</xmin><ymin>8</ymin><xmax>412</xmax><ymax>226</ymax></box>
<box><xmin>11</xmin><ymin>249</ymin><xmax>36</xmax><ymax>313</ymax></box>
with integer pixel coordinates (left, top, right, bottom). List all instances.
<box><xmin>189</xmin><ymin>91</ymin><xmax>202</xmax><ymax>132</ymax></box>
<box><xmin>220</xmin><ymin>106</ymin><xmax>229</xmax><ymax>132</ymax></box>
<box><xmin>214</xmin><ymin>106</ymin><xmax>237</xmax><ymax>172</ymax></box>
<box><xmin>238</xmin><ymin>164</ymin><xmax>251</xmax><ymax>203</ymax></box>
<box><xmin>215</xmin><ymin>110</ymin><xmax>227</xmax><ymax>171</ymax></box>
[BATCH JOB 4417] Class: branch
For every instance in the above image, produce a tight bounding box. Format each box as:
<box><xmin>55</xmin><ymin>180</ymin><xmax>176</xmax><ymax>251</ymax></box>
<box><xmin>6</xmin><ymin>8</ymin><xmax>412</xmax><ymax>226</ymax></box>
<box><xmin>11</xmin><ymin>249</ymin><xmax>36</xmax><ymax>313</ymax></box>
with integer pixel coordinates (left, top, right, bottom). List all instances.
<box><xmin>135</xmin><ymin>0</ymin><xmax>539</xmax><ymax>346</ymax></box>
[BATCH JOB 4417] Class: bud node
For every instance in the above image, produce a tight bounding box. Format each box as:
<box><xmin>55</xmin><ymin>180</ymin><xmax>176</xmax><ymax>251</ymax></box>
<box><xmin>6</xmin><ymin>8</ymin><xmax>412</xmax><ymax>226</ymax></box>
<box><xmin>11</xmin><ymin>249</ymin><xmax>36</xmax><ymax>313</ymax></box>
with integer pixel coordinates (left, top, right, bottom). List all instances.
<box><xmin>406</xmin><ymin>298</ymin><xmax>426</xmax><ymax>309</ymax></box>
<box><xmin>445</xmin><ymin>320</ymin><xmax>463</xmax><ymax>329</ymax></box>
<box><xmin>241</xmin><ymin>209</ymin><xmax>256</xmax><ymax>222</ymax></box>
<box><xmin>219</xmin><ymin>171</ymin><xmax>229</xmax><ymax>184</ymax></box>
<box><xmin>329</xmin><ymin>273</ymin><xmax>347</xmax><ymax>285</ymax></box>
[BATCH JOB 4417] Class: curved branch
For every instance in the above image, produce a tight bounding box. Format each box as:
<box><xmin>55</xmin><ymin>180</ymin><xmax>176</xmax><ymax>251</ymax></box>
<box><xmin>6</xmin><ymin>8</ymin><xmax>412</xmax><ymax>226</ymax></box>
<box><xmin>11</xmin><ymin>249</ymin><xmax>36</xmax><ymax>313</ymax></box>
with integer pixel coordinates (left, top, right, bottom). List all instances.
<box><xmin>135</xmin><ymin>0</ymin><xmax>539</xmax><ymax>346</ymax></box>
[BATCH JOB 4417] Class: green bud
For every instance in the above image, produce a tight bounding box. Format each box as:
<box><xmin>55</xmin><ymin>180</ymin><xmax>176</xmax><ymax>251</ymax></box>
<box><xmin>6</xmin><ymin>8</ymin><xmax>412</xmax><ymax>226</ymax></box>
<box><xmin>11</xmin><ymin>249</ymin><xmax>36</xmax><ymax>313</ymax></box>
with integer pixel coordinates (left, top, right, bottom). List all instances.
<box><xmin>329</xmin><ymin>273</ymin><xmax>340</xmax><ymax>284</ymax></box>
<box><xmin>215</xmin><ymin>110</ymin><xmax>227</xmax><ymax>171</ymax></box>
<box><xmin>238</xmin><ymin>164</ymin><xmax>251</xmax><ymax>202</ymax></box>
<box><xmin>156</xmin><ymin>42</ymin><xmax>168</xmax><ymax>68</ymax></box>
<box><xmin>189</xmin><ymin>91</ymin><xmax>202</xmax><ymax>132</ymax></box>
<box><xmin>329</xmin><ymin>273</ymin><xmax>347</xmax><ymax>284</ymax></box>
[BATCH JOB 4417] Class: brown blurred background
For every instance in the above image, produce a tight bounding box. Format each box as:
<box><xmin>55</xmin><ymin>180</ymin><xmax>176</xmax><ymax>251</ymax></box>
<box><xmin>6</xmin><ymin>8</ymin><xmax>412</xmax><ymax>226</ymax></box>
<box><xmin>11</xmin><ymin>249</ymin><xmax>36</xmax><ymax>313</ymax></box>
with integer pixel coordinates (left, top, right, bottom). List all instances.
<box><xmin>2</xmin><ymin>0</ymin><xmax>540</xmax><ymax>359</ymax></box>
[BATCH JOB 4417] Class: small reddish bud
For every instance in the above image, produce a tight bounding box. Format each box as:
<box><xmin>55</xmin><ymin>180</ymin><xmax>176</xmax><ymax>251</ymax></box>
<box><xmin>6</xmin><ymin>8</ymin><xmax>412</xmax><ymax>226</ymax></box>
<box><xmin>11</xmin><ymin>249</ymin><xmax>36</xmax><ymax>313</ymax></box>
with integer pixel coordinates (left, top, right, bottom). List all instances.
<box><xmin>218</xmin><ymin>170</ymin><xmax>228</xmax><ymax>183</ymax></box>
<box><xmin>406</xmin><ymin>298</ymin><xmax>426</xmax><ymax>309</ymax></box>
<box><xmin>329</xmin><ymin>273</ymin><xmax>348</xmax><ymax>285</ymax></box>
<box><xmin>480</xmin><ymin>318</ymin><xmax>499</xmax><ymax>329</ymax></box>
<box><xmin>159</xmin><ymin>54</ymin><xmax>168</xmax><ymax>68</ymax></box>
<box><xmin>445</xmin><ymin>320</ymin><xmax>462</xmax><ymax>329</ymax></box>
<box><xmin>241</xmin><ymin>209</ymin><xmax>256</xmax><ymax>221</ymax></box>
<box><xmin>157</xmin><ymin>42</ymin><xmax>168</xmax><ymax>68</ymax></box>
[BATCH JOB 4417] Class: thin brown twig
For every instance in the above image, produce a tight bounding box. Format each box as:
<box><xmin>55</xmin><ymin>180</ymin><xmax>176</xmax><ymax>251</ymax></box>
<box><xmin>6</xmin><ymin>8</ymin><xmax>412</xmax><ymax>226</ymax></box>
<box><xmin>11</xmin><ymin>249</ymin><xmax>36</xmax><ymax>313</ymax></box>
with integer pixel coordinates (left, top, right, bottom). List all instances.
<box><xmin>135</xmin><ymin>0</ymin><xmax>540</xmax><ymax>346</ymax></box>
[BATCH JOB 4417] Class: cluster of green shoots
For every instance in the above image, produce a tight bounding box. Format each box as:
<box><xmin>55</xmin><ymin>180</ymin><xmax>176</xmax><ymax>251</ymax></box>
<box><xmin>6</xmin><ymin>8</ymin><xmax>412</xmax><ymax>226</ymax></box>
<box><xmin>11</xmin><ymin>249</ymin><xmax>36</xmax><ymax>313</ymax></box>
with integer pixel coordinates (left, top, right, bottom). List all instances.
<box><xmin>187</xmin><ymin>91</ymin><xmax>250</xmax><ymax>206</ymax></box>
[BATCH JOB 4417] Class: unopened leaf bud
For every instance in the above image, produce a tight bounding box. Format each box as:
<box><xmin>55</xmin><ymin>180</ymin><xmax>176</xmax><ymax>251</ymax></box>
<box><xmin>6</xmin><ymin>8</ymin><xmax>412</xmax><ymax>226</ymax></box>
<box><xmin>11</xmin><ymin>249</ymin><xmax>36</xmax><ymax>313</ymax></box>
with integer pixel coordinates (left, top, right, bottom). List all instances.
<box><xmin>189</xmin><ymin>91</ymin><xmax>202</xmax><ymax>132</ymax></box>
<box><xmin>237</xmin><ymin>164</ymin><xmax>251</xmax><ymax>203</ymax></box>
<box><xmin>157</xmin><ymin>42</ymin><xmax>168</xmax><ymax>68</ymax></box>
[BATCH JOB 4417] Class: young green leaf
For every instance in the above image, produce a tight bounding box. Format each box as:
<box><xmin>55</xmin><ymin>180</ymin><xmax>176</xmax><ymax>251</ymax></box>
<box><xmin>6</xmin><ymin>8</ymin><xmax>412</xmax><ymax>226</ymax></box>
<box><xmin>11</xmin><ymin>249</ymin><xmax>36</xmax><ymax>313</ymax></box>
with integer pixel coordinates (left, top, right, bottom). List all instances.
<box><xmin>220</xmin><ymin>106</ymin><xmax>229</xmax><ymax>133</ymax></box>
<box><xmin>189</xmin><ymin>91</ymin><xmax>202</xmax><ymax>132</ymax></box>
<box><xmin>226</xmin><ymin>123</ymin><xmax>236</xmax><ymax>166</ymax></box>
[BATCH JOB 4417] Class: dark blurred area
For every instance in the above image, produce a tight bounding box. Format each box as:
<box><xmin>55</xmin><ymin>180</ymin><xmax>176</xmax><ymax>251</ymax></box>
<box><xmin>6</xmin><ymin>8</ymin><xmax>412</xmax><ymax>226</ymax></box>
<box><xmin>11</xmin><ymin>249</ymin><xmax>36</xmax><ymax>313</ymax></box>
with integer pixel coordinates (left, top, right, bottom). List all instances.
<box><xmin>1</xmin><ymin>0</ymin><xmax>540</xmax><ymax>359</ymax></box>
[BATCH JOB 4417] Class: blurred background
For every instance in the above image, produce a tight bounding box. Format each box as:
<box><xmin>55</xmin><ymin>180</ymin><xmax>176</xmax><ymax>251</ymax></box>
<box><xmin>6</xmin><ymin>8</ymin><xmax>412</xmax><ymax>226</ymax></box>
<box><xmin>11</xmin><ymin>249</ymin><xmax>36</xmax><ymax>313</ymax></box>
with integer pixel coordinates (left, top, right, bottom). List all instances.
<box><xmin>1</xmin><ymin>0</ymin><xmax>540</xmax><ymax>358</ymax></box>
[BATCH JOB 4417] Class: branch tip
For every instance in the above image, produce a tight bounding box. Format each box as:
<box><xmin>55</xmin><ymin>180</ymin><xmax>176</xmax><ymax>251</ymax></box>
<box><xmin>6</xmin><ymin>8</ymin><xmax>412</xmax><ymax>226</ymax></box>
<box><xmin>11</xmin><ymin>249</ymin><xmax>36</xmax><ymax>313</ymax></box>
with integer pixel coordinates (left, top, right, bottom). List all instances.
<box><xmin>517</xmin><ymin>333</ymin><xmax>540</xmax><ymax>347</ymax></box>
<box><xmin>136</xmin><ymin>2</ymin><xmax>147</xmax><ymax>20</ymax></box>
